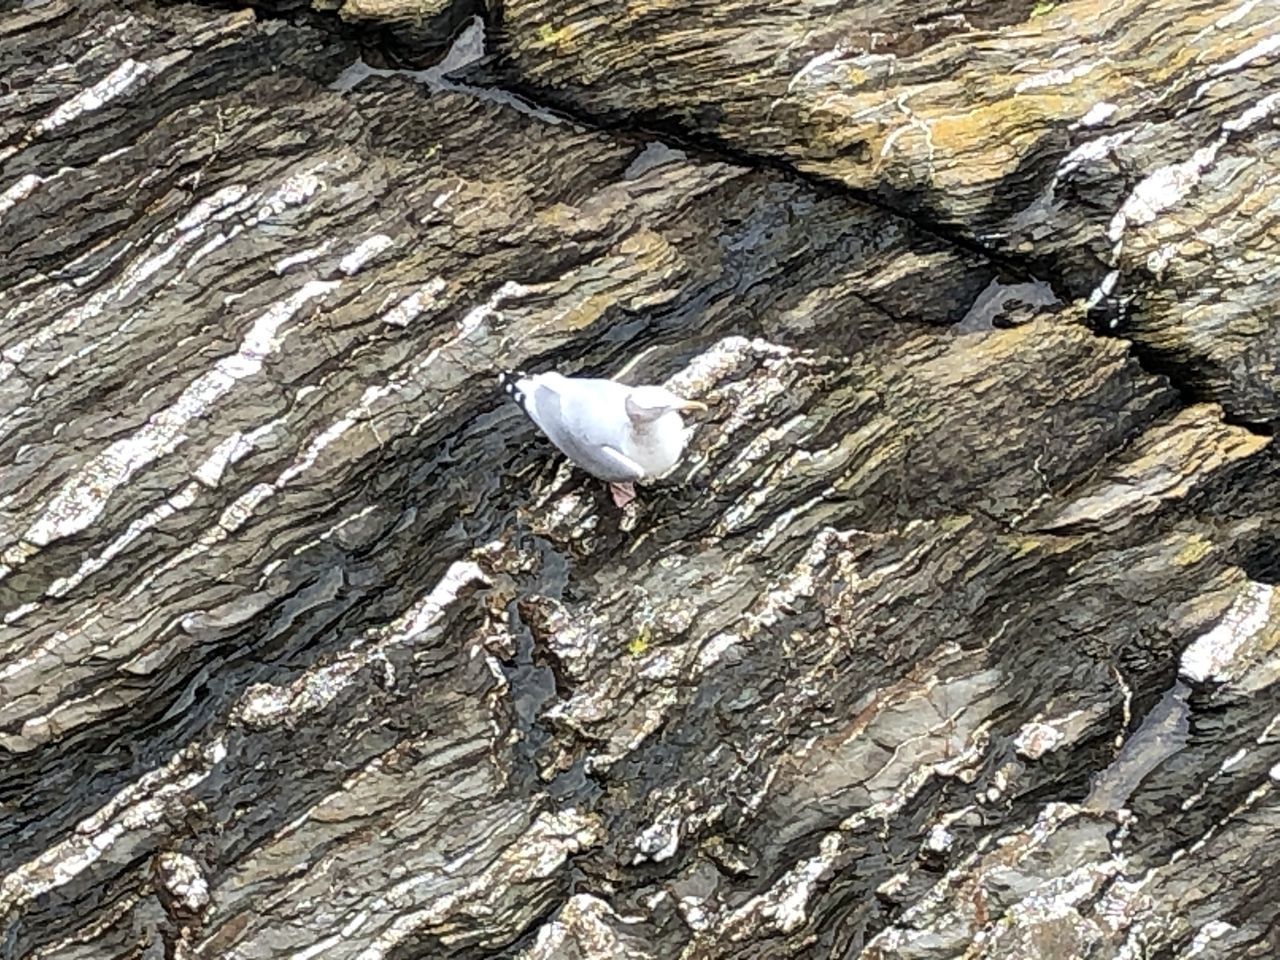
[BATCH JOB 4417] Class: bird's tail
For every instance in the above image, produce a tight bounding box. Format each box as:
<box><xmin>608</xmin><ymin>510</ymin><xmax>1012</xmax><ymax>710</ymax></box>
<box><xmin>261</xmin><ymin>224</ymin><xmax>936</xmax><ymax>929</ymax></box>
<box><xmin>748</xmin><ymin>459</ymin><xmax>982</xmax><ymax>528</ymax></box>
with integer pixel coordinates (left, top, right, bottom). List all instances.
<box><xmin>498</xmin><ymin>369</ymin><xmax>525</xmax><ymax>398</ymax></box>
<box><xmin>498</xmin><ymin>370</ymin><xmax>535</xmax><ymax>421</ymax></box>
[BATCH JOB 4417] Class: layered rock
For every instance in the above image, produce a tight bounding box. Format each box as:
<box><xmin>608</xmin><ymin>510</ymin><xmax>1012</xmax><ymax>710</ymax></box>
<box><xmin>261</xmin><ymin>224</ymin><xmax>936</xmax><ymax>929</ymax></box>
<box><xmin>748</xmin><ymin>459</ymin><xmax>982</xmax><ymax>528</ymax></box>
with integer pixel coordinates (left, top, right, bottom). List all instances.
<box><xmin>487</xmin><ymin>0</ymin><xmax>1280</xmax><ymax>424</ymax></box>
<box><xmin>222</xmin><ymin>0</ymin><xmax>481</xmax><ymax>63</ymax></box>
<box><xmin>1</xmin><ymin>1</ymin><xmax>1278</xmax><ymax>959</ymax></box>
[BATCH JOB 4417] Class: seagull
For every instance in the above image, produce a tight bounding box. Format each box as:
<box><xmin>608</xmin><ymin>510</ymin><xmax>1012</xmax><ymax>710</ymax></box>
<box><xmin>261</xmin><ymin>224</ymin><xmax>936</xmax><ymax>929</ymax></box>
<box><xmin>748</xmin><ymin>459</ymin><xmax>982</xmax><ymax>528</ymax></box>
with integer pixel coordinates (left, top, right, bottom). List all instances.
<box><xmin>500</xmin><ymin>370</ymin><xmax>707</xmax><ymax>508</ymax></box>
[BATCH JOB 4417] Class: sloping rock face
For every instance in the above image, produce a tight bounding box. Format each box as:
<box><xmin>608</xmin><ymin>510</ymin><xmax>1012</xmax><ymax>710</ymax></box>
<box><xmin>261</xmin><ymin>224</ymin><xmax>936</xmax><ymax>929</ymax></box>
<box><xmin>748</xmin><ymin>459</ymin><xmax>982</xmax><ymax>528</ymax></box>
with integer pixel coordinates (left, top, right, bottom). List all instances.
<box><xmin>1</xmin><ymin>2</ymin><xmax>1278</xmax><ymax>960</ymax></box>
<box><xmin>243</xmin><ymin>0</ymin><xmax>482</xmax><ymax>63</ymax></box>
<box><xmin>488</xmin><ymin>0</ymin><xmax>1280</xmax><ymax>425</ymax></box>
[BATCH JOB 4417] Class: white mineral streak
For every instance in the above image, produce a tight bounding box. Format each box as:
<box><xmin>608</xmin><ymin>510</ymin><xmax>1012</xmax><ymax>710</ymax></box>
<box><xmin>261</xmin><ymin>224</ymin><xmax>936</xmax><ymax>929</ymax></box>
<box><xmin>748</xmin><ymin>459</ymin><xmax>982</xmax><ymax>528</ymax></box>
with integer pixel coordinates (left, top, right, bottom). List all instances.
<box><xmin>0</xmin><ymin>184</ymin><xmax>254</xmax><ymax>390</ymax></box>
<box><xmin>1184</xmin><ymin>921</ymin><xmax>1239</xmax><ymax>956</ymax></box>
<box><xmin>518</xmin><ymin>894</ymin><xmax>639</xmax><ymax>959</ymax></box>
<box><xmin>632</xmin><ymin>813</ymin><xmax>682</xmax><ymax>864</ymax></box>
<box><xmin>1077</xmin><ymin>56</ymin><xmax>1280</xmax><ymax>319</ymax></box>
<box><xmin>1015</xmin><ymin>60</ymin><xmax>1104</xmax><ymax>93</ymax></box>
<box><xmin>1057</xmin><ymin>130</ymin><xmax>1135</xmax><ymax>179</ymax></box>
<box><xmin>184</xmin><ymin>228</ymin><xmax>236</xmax><ymax>273</ymax></box>
<box><xmin>1223</xmin><ymin>90</ymin><xmax>1280</xmax><ymax>132</ymax></box>
<box><xmin>925</xmin><ymin>823</ymin><xmax>954</xmax><ymax>853</ymax></box>
<box><xmin>1209</xmin><ymin>33</ymin><xmax>1280</xmax><ymax>76</ymax></box>
<box><xmin>1180</xmin><ymin>581</ymin><xmax>1274</xmax><ymax>682</ymax></box>
<box><xmin>664</xmin><ymin>336</ymin><xmax>793</xmax><ymax>397</ymax></box>
<box><xmin>1077</xmin><ymin>101</ymin><xmax>1119</xmax><ymax>127</ymax></box>
<box><xmin>722</xmin><ymin>834</ymin><xmax>843</xmax><ymax>938</ymax></box>
<box><xmin>256</xmin><ymin>170</ymin><xmax>325</xmax><ymax>220</ymax></box>
<box><xmin>667</xmin><ymin>340</ymin><xmax>802</xmax><ymax>528</ymax></box>
<box><xmin>1199</xmin><ymin>0</ymin><xmax>1261</xmax><ymax>36</ymax></box>
<box><xmin>0</xmin><ymin>738</ymin><xmax>226</xmax><ymax>913</ymax></box>
<box><xmin>2</xmin><ymin>602</ymin><xmax>39</xmax><ymax>625</ymax></box>
<box><xmin>234</xmin><ymin>558</ymin><xmax>488</xmax><ymax>728</ymax></box>
<box><xmin>788</xmin><ymin>47</ymin><xmax>847</xmax><ymax>91</ymax></box>
<box><xmin>36</xmin><ymin>58</ymin><xmax>153</xmax><ymax>134</ymax></box>
<box><xmin>1016</xmin><ymin>703</ymin><xmax>1111</xmax><ymax>764</ymax></box>
<box><xmin>1109</xmin><ymin>85</ymin><xmax>1279</xmax><ymax>244</ymax></box>
<box><xmin>0</xmin><ymin>173</ymin><xmax>42</xmax><ymax>220</ymax></box>
<box><xmin>0</xmin><ymin>170</ymin><xmax>322</xmax><ymax>422</ymax></box>
<box><xmin>28</xmin><ymin>420</ymin><xmax>282</xmax><ymax>605</ymax></box>
<box><xmin>33</xmin><ymin>420</ymin><xmax>292</xmax><ymax>602</ymax></box>
<box><xmin>1108</xmin><ymin>145</ymin><xmax>1219</xmax><ymax>243</ymax></box>
<box><xmin>714</xmin><ymin>414</ymin><xmax>809</xmax><ymax>532</ymax></box>
<box><xmin>99</xmin><ymin>171</ymin><xmax>315</xmax><ymax>332</ymax></box>
<box><xmin>275</xmin><ymin>240</ymin><xmax>336</xmax><ymax>274</ymax></box>
<box><xmin>695</xmin><ymin>630</ymin><xmax>741</xmax><ymax>670</ymax></box>
<box><xmin>156</xmin><ymin>852</ymin><xmax>210</xmax><ymax>913</ymax></box>
<box><xmin>265</xmin><ymin>277</ymin><xmax>493</xmax><ymax>490</ymax></box>
<box><xmin>1220</xmin><ymin>748</ymin><xmax>1249</xmax><ymax>774</ymax></box>
<box><xmin>11</xmin><ymin>280</ymin><xmax>338</xmax><ymax>558</ymax></box>
<box><xmin>740</xmin><ymin>491</ymin><xmax>833</xmax><ymax>561</ymax></box>
<box><xmin>381</xmin><ymin>278</ymin><xmax>448</xmax><ymax>327</ymax></box>
<box><xmin>339</xmin><ymin>234</ymin><xmax>395</xmax><ymax>275</ymax></box>
<box><xmin>459</xmin><ymin>280</ymin><xmax>531</xmax><ymax>336</ymax></box>
<box><xmin>1177</xmin><ymin>745</ymin><xmax>1253</xmax><ymax>815</ymax></box>
<box><xmin>761</xmin><ymin>839</ymin><xmax>843</xmax><ymax>932</ymax></box>
<box><xmin>679</xmin><ymin>896</ymin><xmax>711</xmax><ymax>932</ymax></box>
<box><xmin>275</xmin><ymin>414</ymin><xmax>365</xmax><ymax>487</ymax></box>
<box><xmin>1014</xmin><ymin>719</ymin><xmax>1068</xmax><ymax>759</ymax></box>
<box><xmin>42</xmin><ymin>486</ymin><xmax>198</xmax><ymax>601</ymax></box>
<box><xmin>88</xmin><ymin>276</ymin><xmax>486</xmax><ymax>613</ymax></box>
<box><xmin>350</xmin><ymin>809</ymin><xmax>603</xmax><ymax>960</ymax></box>
<box><xmin>129</xmin><ymin>186</ymin><xmax>252</xmax><ymax>293</ymax></box>
<box><xmin>194</xmin><ymin>431</ymin><xmax>249</xmax><ymax>489</ymax></box>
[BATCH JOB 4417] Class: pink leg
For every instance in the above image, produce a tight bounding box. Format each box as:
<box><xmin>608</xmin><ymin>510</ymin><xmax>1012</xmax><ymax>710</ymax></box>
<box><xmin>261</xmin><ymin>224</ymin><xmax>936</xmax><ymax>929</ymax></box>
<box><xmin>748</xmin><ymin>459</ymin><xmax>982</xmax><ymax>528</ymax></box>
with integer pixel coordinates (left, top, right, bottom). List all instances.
<box><xmin>609</xmin><ymin>482</ymin><xmax>636</xmax><ymax>509</ymax></box>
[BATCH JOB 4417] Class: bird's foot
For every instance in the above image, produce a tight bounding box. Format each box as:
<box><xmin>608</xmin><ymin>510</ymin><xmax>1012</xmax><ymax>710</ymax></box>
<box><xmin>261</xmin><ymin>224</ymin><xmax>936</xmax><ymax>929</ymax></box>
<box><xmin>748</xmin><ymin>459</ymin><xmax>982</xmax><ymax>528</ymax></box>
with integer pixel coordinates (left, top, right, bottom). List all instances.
<box><xmin>609</xmin><ymin>482</ymin><xmax>636</xmax><ymax>509</ymax></box>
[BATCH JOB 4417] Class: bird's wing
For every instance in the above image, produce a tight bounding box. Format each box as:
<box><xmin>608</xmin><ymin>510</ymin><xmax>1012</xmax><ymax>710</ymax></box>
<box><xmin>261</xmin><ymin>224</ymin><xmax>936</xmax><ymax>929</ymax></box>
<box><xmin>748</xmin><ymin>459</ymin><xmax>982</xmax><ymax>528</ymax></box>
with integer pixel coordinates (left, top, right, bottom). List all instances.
<box><xmin>593</xmin><ymin>445</ymin><xmax>647</xmax><ymax>481</ymax></box>
<box><xmin>505</xmin><ymin>372</ymin><xmax>645</xmax><ymax>482</ymax></box>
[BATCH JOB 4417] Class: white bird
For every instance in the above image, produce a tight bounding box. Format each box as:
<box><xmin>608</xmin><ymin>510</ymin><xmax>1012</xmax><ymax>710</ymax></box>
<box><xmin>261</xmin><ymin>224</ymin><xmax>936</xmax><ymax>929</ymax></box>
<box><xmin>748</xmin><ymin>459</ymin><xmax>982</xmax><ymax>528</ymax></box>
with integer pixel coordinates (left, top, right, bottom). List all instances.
<box><xmin>500</xmin><ymin>370</ymin><xmax>708</xmax><ymax>507</ymax></box>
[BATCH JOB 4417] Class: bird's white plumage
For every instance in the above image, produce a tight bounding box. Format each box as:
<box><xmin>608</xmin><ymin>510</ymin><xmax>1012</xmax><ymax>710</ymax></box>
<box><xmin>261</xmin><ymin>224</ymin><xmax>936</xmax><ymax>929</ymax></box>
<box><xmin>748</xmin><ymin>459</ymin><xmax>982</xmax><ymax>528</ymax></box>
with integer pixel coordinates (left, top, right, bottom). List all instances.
<box><xmin>502</xmin><ymin>371</ymin><xmax>696</xmax><ymax>483</ymax></box>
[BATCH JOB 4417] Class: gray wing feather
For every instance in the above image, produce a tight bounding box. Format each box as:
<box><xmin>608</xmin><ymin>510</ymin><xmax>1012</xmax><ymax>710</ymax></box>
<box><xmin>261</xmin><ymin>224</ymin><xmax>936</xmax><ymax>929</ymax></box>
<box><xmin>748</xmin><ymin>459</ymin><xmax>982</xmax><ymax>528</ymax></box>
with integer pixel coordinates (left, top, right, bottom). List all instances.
<box><xmin>505</xmin><ymin>372</ymin><xmax>644</xmax><ymax>482</ymax></box>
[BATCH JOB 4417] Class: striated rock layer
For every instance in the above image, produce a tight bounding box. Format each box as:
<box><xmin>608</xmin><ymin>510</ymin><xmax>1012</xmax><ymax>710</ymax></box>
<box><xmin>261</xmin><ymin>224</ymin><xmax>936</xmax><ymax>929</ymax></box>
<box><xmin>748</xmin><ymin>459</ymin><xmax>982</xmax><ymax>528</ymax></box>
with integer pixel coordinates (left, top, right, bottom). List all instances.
<box><xmin>487</xmin><ymin>0</ymin><xmax>1280</xmax><ymax>425</ymax></box>
<box><xmin>1</xmin><ymin>2</ymin><xmax>1278</xmax><ymax>959</ymax></box>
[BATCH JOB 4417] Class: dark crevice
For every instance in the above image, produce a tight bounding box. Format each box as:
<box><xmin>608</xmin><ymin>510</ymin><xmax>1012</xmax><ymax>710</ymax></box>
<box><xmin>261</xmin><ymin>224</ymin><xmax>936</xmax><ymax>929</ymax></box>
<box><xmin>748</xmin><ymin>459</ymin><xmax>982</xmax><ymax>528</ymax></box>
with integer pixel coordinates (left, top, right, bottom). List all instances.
<box><xmin>466</xmin><ymin>72</ymin><xmax>1046</xmax><ymax>284</ymax></box>
<box><xmin>457</xmin><ymin>69</ymin><xmax>1280</xmax><ymax>443</ymax></box>
<box><xmin>1221</xmin><ymin>411</ymin><xmax>1276</xmax><ymax>438</ymax></box>
<box><xmin>214</xmin><ymin>2</ymin><xmax>1043</xmax><ymax>280</ymax></box>
<box><xmin>1239</xmin><ymin>534</ymin><xmax>1280</xmax><ymax>585</ymax></box>
<box><xmin>1092</xmin><ymin>303</ymin><xmax>1277</xmax><ymax>439</ymax></box>
<box><xmin>171</xmin><ymin>0</ymin><xmax>481</xmax><ymax>66</ymax></box>
<box><xmin>209</xmin><ymin>2</ymin><xmax>1270</xmax><ymax>440</ymax></box>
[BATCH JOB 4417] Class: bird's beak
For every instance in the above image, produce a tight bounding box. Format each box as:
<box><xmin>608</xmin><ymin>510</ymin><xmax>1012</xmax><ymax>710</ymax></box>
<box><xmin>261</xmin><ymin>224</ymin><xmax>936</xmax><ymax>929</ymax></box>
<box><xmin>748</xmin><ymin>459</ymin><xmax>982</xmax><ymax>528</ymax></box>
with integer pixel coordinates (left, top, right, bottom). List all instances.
<box><xmin>678</xmin><ymin>399</ymin><xmax>709</xmax><ymax>413</ymax></box>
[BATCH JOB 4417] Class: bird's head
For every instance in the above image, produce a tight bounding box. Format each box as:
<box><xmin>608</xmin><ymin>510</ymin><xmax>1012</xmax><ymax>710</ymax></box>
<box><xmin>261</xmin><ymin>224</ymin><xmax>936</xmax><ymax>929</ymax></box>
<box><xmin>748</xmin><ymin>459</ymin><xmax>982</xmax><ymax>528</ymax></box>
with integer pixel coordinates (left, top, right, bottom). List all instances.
<box><xmin>624</xmin><ymin>385</ymin><xmax>708</xmax><ymax>424</ymax></box>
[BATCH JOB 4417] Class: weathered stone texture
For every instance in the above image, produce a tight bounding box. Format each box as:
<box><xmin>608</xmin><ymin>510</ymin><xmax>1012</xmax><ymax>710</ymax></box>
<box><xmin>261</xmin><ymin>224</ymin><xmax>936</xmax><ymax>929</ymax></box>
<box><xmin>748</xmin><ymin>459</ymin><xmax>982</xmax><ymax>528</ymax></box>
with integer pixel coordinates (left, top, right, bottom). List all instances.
<box><xmin>1</xmin><ymin>1</ymin><xmax>1278</xmax><ymax>959</ymax></box>
<box><xmin>487</xmin><ymin>0</ymin><xmax>1280</xmax><ymax>424</ymax></box>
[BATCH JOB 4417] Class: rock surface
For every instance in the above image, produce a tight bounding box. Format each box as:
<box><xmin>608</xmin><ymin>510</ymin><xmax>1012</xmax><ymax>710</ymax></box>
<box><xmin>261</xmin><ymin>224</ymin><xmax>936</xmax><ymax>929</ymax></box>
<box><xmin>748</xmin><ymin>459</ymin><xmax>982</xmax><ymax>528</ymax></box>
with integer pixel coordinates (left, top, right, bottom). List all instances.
<box><xmin>1</xmin><ymin>1</ymin><xmax>1278</xmax><ymax>959</ymax></box>
<box><xmin>487</xmin><ymin>0</ymin><xmax>1280</xmax><ymax>425</ymax></box>
<box><xmin>239</xmin><ymin>0</ymin><xmax>482</xmax><ymax>63</ymax></box>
